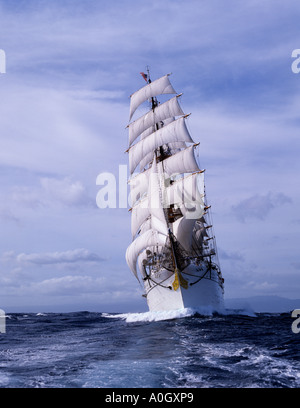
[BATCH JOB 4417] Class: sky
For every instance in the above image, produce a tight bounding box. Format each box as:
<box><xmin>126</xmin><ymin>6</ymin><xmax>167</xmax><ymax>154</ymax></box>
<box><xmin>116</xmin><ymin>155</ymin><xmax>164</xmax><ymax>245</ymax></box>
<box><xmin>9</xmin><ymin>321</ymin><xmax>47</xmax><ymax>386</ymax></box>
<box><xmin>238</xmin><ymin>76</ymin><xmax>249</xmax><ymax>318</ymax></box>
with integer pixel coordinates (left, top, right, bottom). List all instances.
<box><xmin>0</xmin><ymin>0</ymin><xmax>300</xmax><ymax>312</ymax></box>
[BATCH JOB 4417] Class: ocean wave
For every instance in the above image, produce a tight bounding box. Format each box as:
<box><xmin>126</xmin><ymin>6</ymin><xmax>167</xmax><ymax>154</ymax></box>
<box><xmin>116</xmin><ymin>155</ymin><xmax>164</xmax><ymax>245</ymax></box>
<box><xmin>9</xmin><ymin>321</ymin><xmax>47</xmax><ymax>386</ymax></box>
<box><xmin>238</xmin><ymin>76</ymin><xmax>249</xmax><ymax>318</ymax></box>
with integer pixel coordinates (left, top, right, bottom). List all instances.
<box><xmin>103</xmin><ymin>306</ymin><xmax>221</xmax><ymax>322</ymax></box>
<box><xmin>102</xmin><ymin>305</ymin><xmax>258</xmax><ymax>323</ymax></box>
<box><xmin>224</xmin><ymin>307</ymin><xmax>257</xmax><ymax>317</ymax></box>
<box><xmin>0</xmin><ymin>311</ymin><xmax>299</xmax><ymax>388</ymax></box>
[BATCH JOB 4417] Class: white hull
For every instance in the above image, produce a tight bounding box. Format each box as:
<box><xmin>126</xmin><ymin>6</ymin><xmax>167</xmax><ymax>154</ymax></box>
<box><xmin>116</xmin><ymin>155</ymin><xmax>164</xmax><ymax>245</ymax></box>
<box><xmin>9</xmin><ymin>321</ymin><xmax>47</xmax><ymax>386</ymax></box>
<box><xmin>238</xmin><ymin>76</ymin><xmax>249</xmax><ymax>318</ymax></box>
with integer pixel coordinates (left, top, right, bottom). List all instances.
<box><xmin>144</xmin><ymin>263</ymin><xmax>224</xmax><ymax>313</ymax></box>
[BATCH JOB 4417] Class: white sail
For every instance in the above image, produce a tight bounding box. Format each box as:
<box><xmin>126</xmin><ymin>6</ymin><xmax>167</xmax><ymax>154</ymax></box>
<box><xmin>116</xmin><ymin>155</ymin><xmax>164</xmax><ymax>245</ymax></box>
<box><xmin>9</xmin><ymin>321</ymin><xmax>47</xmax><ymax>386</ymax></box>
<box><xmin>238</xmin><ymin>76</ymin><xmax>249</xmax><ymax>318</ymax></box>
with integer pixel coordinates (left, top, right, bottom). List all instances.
<box><xmin>138</xmin><ymin>117</ymin><xmax>176</xmax><ymax>171</ymax></box>
<box><xmin>164</xmin><ymin>172</ymin><xmax>205</xmax><ymax>211</ymax></box>
<box><xmin>150</xmin><ymin>215</ymin><xmax>169</xmax><ymax>236</ymax></box>
<box><xmin>129</xmin><ymin>117</ymin><xmax>194</xmax><ymax>174</ymax></box>
<box><xmin>125</xmin><ymin>229</ymin><xmax>167</xmax><ymax>278</ymax></box>
<box><xmin>139</xmin><ymin>151</ymin><xmax>155</xmax><ymax>172</ymax></box>
<box><xmin>131</xmin><ymin>174</ymin><xmax>205</xmax><ymax>239</ymax></box>
<box><xmin>131</xmin><ymin>155</ymin><xmax>169</xmax><ymax>237</ymax></box>
<box><xmin>191</xmin><ymin>222</ymin><xmax>208</xmax><ymax>253</ymax></box>
<box><xmin>131</xmin><ymin>197</ymin><xmax>150</xmax><ymax>238</ymax></box>
<box><xmin>167</xmin><ymin>141</ymin><xmax>187</xmax><ymax>155</ymax></box>
<box><xmin>132</xmin><ymin>197</ymin><xmax>176</xmax><ymax>238</ymax></box>
<box><xmin>159</xmin><ymin>116</ymin><xmax>175</xmax><ymax>127</ymax></box>
<box><xmin>162</xmin><ymin>145</ymin><xmax>200</xmax><ymax>177</ymax></box>
<box><xmin>129</xmin><ymin>171</ymin><xmax>149</xmax><ymax>207</ymax></box>
<box><xmin>138</xmin><ymin>116</ymin><xmax>175</xmax><ymax>144</ymax></box>
<box><xmin>128</xmin><ymin>95</ymin><xmax>184</xmax><ymax>146</ymax></box>
<box><xmin>137</xmin><ymin>249</ymin><xmax>149</xmax><ymax>278</ymax></box>
<box><xmin>139</xmin><ymin>218</ymin><xmax>151</xmax><ymax>235</ymax></box>
<box><xmin>137</xmin><ymin>215</ymin><xmax>169</xmax><ymax>237</ymax></box>
<box><xmin>172</xmin><ymin>216</ymin><xmax>197</xmax><ymax>252</ymax></box>
<box><xmin>194</xmin><ymin>225</ymin><xmax>208</xmax><ymax>243</ymax></box>
<box><xmin>129</xmin><ymin>74</ymin><xmax>176</xmax><ymax>120</ymax></box>
<box><xmin>148</xmin><ymin>155</ymin><xmax>168</xmax><ymax>232</ymax></box>
<box><xmin>129</xmin><ymin>146</ymin><xmax>200</xmax><ymax>206</ymax></box>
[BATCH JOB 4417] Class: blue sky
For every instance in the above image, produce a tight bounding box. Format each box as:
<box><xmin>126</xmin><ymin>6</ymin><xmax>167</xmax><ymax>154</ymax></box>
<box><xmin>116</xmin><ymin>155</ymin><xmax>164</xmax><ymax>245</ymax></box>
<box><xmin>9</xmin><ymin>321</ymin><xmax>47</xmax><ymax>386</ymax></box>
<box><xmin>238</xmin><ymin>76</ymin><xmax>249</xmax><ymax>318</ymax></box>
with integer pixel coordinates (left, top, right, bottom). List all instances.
<box><xmin>0</xmin><ymin>0</ymin><xmax>299</xmax><ymax>312</ymax></box>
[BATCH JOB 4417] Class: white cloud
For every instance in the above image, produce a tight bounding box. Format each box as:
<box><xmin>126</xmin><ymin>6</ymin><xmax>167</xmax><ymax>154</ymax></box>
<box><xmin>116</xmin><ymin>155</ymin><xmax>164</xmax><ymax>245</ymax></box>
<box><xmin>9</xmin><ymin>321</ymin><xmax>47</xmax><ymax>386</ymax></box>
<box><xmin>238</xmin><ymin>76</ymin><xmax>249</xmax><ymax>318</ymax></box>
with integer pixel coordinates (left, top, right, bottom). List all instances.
<box><xmin>232</xmin><ymin>192</ymin><xmax>292</xmax><ymax>222</ymax></box>
<box><xmin>16</xmin><ymin>248</ymin><xmax>105</xmax><ymax>265</ymax></box>
<box><xmin>7</xmin><ymin>176</ymin><xmax>94</xmax><ymax>212</ymax></box>
<box><xmin>34</xmin><ymin>275</ymin><xmax>106</xmax><ymax>296</ymax></box>
<box><xmin>246</xmin><ymin>281</ymin><xmax>280</xmax><ymax>292</ymax></box>
<box><xmin>40</xmin><ymin>177</ymin><xmax>93</xmax><ymax>207</ymax></box>
<box><xmin>218</xmin><ymin>249</ymin><xmax>245</xmax><ymax>262</ymax></box>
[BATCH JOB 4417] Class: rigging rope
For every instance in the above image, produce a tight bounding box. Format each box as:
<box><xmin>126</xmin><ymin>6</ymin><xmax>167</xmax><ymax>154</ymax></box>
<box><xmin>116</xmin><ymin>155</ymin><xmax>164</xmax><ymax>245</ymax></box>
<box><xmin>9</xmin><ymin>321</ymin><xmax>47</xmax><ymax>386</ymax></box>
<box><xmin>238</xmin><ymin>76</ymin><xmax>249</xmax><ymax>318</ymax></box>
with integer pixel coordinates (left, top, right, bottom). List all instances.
<box><xmin>144</xmin><ymin>275</ymin><xmax>172</xmax><ymax>295</ymax></box>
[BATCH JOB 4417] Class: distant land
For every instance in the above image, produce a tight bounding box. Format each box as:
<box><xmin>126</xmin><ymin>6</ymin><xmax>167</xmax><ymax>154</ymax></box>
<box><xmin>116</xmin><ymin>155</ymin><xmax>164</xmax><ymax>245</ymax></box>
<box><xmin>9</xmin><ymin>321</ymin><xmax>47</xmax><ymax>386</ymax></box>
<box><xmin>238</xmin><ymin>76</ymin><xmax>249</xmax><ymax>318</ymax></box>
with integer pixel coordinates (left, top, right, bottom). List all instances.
<box><xmin>225</xmin><ymin>295</ymin><xmax>300</xmax><ymax>313</ymax></box>
<box><xmin>3</xmin><ymin>295</ymin><xmax>300</xmax><ymax>314</ymax></box>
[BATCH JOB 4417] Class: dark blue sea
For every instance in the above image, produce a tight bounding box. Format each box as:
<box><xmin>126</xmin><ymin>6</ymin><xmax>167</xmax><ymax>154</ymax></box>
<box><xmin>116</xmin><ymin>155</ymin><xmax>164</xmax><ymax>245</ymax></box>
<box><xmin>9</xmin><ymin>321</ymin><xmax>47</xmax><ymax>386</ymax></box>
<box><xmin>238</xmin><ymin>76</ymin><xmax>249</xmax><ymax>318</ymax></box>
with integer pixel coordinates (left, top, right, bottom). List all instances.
<box><xmin>0</xmin><ymin>309</ymin><xmax>299</xmax><ymax>388</ymax></box>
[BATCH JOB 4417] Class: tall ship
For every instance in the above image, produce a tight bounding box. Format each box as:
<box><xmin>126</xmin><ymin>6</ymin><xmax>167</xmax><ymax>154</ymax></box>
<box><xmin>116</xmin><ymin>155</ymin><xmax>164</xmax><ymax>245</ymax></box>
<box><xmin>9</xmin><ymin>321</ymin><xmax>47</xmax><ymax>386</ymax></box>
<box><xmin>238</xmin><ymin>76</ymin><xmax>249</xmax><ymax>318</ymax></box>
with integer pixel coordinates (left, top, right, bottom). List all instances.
<box><xmin>125</xmin><ymin>69</ymin><xmax>224</xmax><ymax>312</ymax></box>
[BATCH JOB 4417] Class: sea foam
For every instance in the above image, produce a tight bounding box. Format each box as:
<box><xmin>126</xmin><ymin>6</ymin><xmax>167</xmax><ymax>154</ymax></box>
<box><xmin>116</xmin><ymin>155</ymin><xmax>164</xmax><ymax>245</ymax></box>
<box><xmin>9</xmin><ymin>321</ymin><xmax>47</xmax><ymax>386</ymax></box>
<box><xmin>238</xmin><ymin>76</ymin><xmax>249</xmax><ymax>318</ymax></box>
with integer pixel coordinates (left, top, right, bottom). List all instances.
<box><xmin>102</xmin><ymin>304</ymin><xmax>257</xmax><ymax>322</ymax></box>
<box><xmin>103</xmin><ymin>306</ymin><xmax>218</xmax><ymax>322</ymax></box>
